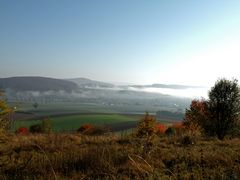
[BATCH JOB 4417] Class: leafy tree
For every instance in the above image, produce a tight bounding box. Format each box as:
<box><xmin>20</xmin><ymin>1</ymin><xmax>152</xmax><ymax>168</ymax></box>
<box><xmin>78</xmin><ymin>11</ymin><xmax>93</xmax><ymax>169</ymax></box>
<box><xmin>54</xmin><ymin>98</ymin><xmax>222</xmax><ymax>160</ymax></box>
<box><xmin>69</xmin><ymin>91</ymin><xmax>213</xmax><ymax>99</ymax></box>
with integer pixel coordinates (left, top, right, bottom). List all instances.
<box><xmin>0</xmin><ymin>91</ymin><xmax>13</xmax><ymax>132</ymax></box>
<box><xmin>208</xmin><ymin>78</ymin><xmax>240</xmax><ymax>140</ymax></box>
<box><xmin>183</xmin><ymin>78</ymin><xmax>240</xmax><ymax>139</ymax></box>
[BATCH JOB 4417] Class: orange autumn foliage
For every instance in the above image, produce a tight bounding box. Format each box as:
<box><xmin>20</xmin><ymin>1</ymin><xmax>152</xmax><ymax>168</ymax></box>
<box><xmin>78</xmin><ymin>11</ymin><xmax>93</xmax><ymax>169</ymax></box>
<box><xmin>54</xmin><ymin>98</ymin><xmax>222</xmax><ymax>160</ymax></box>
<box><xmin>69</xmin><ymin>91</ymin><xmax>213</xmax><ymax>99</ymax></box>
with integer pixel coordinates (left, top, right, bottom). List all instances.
<box><xmin>155</xmin><ymin>124</ymin><xmax>167</xmax><ymax>134</ymax></box>
<box><xmin>183</xmin><ymin>99</ymin><xmax>209</xmax><ymax>135</ymax></box>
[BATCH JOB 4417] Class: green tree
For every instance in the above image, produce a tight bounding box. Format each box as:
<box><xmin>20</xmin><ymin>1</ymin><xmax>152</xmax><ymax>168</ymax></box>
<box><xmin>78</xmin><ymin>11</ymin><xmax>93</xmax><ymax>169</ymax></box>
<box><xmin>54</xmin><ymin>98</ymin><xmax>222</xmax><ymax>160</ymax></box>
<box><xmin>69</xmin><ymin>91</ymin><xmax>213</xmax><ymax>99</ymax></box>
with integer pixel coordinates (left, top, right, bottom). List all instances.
<box><xmin>208</xmin><ymin>78</ymin><xmax>240</xmax><ymax>140</ymax></box>
<box><xmin>0</xmin><ymin>91</ymin><xmax>13</xmax><ymax>132</ymax></box>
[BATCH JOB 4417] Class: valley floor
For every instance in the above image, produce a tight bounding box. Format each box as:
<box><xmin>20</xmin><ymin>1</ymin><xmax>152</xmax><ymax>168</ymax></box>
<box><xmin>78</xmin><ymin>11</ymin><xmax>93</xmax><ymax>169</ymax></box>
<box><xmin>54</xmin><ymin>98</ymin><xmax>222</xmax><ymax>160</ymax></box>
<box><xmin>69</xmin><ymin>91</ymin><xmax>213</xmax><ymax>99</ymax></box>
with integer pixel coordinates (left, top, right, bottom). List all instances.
<box><xmin>0</xmin><ymin>133</ymin><xmax>240</xmax><ymax>179</ymax></box>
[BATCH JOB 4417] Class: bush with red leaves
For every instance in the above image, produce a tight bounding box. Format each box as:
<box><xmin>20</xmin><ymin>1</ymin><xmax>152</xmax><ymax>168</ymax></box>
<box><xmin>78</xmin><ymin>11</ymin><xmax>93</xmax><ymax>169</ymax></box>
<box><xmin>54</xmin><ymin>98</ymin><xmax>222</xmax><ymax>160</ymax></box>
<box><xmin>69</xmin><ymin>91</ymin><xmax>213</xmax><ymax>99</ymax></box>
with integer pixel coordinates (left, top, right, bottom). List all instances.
<box><xmin>155</xmin><ymin>124</ymin><xmax>167</xmax><ymax>134</ymax></box>
<box><xmin>16</xmin><ymin>127</ymin><xmax>29</xmax><ymax>135</ymax></box>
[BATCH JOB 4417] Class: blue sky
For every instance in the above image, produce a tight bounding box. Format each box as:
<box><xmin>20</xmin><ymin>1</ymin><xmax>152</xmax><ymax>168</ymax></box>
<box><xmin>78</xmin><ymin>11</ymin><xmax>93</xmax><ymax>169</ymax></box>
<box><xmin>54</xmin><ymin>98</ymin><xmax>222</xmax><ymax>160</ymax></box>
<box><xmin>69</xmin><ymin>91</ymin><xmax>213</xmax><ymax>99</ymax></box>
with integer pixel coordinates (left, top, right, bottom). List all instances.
<box><xmin>0</xmin><ymin>0</ymin><xmax>240</xmax><ymax>86</ymax></box>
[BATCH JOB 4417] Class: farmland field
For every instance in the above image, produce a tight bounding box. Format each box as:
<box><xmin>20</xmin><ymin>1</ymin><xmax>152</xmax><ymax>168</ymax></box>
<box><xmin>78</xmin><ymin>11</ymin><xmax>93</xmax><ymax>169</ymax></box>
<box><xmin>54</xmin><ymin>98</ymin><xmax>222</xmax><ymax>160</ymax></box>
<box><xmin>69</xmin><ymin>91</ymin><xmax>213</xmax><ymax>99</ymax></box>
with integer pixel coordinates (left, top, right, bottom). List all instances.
<box><xmin>10</xmin><ymin>101</ymin><xmax>117</xmax><ymax>116</ymax></box>
<box><xmin>12</xmin><ymin>114</ymin><xmax>142</xmax><ymax>132</ymax></box>
<box><xmin>11</xmin><ymin>101</ymin><xmax>178</xmax><ymax>133</ymax></box>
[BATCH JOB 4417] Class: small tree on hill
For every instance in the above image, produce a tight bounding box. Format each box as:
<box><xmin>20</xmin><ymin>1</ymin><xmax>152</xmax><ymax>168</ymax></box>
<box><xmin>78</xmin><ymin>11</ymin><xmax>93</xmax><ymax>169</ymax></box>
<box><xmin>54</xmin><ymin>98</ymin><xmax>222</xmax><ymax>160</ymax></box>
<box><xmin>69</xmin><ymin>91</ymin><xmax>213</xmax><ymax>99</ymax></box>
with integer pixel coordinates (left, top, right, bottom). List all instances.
<box><xmin>135</xmin><ymin>112</ymin><xmax>157</xmax><ymax>156</ymax></box>
<box><xmin>136</xmin><ymin>112</ymin><xmax>157</xmax><ymax>138</ymax></box>
<box><xmin>208</xmin><ymin>78</ymin><xmax>240</xmax><ymax>140</ymax></box>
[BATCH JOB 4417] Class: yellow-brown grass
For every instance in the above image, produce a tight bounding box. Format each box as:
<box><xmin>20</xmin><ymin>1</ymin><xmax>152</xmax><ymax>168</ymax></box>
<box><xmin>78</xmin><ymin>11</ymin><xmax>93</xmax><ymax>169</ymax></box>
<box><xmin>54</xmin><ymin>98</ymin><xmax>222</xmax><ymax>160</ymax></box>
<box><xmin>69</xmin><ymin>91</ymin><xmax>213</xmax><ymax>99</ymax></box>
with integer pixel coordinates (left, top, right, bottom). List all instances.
<box><xmin>0</xmin><ymin>133</ymin><xmax>240</xmax><ymax>179</ymax></box>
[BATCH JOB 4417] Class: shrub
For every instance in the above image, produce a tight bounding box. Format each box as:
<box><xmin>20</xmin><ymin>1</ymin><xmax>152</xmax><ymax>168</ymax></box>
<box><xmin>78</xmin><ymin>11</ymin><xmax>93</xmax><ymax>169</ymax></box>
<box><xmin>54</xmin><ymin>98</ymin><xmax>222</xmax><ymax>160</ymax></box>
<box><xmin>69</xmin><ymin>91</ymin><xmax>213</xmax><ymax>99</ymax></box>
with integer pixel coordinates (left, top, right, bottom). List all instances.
<box><xmin>86</xmin><ymin>126</ymin><xmax>109</xmax><ymax>135</ymax></box>
<box><xmin>29</xmin><ymin>118</ymin><xmax>52</xmax><ymax>134</ymax></box>
<box><xmin>155</xmin><ymin>124</ymin><xmax>167</xmax><ymax>134</ymax></box>
<box><xmin>77</xmin><ymin>124</ymin><xmax>109</xmax><ymax>135</ymax></box>
<box><xmin>29</xmin><ymin>124</ymin><xmax>43</xmax><ymax>133</ymax></box>
<box><xmin>165</xmin><ymin>127</ymin><xmax>176</xmax><ymax>136</ymax></box>
<box><xmin>77</xmin><ymin>124</ymin><xmax>94</xmax><ymax>133</ymax></box>
<box><xmin>136</xmin><ymin>112</ymin><xmax>157</xmax><ymax>138</ymax></box>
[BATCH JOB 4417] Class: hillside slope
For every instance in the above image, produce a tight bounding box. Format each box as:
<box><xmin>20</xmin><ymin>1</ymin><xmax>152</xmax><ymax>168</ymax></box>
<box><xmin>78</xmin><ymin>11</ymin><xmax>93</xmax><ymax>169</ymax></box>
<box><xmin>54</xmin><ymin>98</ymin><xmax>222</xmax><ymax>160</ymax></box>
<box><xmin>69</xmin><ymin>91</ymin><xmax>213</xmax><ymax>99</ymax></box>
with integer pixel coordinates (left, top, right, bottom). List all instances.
<box><xmin>68</xmin><ymin>78</ymin><xmax>114</xmax><ymax>88</ymax></box>
<box><xmin>0</xmin><ymin>76</ymin><xmax>78</xmax><ymax>92</ymax></box>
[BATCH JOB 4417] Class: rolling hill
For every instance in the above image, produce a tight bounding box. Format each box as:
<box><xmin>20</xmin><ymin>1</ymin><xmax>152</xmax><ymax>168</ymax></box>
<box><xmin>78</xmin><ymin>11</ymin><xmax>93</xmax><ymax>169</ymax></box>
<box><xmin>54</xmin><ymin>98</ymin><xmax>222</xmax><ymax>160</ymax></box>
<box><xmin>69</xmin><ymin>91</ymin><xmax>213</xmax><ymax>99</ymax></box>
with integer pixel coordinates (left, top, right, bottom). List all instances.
<box><xmin>0</xmin><ymin>76</ymin><xmax>78</xmax><ymax>92</ymax></box>
<box><xmin>68</xmin><ymin>78</ymin><xmax>114</xmax><ymax>88</ymax></box>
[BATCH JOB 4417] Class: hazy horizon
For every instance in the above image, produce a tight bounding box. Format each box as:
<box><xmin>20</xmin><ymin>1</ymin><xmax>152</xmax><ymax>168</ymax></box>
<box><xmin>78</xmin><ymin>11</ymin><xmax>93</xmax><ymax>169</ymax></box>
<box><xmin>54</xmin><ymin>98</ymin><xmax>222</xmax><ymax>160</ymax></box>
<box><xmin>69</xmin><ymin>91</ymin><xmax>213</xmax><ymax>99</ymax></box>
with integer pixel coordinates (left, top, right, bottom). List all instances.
<box><xmin>1</xmin><ymin>1</ymin><xmax>240</xmax><ymax>87</ymax></box>
<box><xmin>0</xmin><ymin>75</ymin><xmax>209</xmax><ymax>98</ymax></box>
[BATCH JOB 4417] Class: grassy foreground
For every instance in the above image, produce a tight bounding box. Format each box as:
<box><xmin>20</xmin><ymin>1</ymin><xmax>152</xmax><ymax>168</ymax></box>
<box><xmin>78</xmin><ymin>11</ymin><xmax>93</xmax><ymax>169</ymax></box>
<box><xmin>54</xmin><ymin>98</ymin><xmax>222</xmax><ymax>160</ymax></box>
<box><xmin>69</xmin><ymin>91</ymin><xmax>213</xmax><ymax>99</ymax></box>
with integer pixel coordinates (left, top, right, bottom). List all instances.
<box><xmin>0</xmin><ymin>133</ymin><xmax>240</xmax><ymax>179</ymax></box>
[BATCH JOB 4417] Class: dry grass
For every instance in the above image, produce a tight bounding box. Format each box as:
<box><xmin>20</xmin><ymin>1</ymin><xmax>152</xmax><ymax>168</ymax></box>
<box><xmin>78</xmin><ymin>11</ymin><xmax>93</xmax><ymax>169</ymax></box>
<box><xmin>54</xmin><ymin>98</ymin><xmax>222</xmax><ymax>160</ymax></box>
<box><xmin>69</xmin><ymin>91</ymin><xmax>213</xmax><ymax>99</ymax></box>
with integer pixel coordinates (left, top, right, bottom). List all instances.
<box><xmin>0</xmin><ymin>132</ymin><xmax>240</xmax><ymax>179</ymax></box>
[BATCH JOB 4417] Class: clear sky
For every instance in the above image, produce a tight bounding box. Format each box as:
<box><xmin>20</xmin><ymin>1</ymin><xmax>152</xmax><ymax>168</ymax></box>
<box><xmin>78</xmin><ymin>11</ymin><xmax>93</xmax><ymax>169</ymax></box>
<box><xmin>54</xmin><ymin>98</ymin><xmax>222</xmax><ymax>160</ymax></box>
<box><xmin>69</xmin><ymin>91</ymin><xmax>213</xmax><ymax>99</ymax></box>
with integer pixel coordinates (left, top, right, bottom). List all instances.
<box><xmin>1</xmin><ymin>0</ymin><xmax>240</xmax><ymax>86</ymax></box>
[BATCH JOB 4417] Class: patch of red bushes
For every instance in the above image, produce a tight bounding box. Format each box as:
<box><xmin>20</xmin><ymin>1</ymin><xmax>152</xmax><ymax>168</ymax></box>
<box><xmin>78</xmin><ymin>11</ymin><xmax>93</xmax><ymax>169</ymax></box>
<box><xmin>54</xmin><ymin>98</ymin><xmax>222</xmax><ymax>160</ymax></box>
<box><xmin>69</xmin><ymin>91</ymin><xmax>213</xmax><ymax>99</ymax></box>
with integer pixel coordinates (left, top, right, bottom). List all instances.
<box><xmin>155</xmin><ymin>124</ymin><xmax>167</xmax><ymax>134</ymax></box>
<box><xmin>155</xmin><ymin>122</ymin><xmax>185</xmax><ymax>135</ymax></box>
<box><xmin>16</xmin><ymin>127</ymin><xmax>29</xmax><ymax>135</ymax></box>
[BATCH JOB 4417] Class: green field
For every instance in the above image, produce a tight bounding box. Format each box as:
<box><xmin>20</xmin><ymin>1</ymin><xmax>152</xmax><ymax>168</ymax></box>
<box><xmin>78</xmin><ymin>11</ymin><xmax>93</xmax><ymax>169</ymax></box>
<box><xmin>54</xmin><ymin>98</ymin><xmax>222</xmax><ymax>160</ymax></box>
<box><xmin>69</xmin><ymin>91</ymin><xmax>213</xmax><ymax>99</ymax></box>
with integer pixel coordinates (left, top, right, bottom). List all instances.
<box><xmin>11</xmin><ymin>102</ymin><xmax>176</xmax><ymax>133</ymax></box>
<box><xmin>10</xmin><ymin>101</ymin><xmax>117</xmax><ymax>115</ymax></box>
<box><xmin>13</xmin><ymin>114</ymin><xmax>141</xmax><ymax>132</ymax></box>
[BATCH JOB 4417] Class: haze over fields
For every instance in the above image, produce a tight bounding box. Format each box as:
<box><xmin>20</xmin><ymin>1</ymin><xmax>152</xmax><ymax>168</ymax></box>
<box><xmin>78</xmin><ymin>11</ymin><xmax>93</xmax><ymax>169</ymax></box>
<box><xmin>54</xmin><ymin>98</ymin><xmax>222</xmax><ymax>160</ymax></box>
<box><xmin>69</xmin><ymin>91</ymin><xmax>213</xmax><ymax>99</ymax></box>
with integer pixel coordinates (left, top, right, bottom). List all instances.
<box><xmin>0</xmin><ymin>76</ymin><xmax>193</xmax><ymax>114</ymax></box>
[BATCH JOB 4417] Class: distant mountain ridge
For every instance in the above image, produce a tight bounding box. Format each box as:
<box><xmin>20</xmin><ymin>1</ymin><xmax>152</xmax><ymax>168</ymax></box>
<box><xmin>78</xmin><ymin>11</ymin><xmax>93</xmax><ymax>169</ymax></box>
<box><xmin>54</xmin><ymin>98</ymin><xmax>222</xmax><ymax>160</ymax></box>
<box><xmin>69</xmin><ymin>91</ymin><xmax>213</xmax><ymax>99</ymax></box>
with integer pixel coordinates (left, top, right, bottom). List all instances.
<box><xmin>0</xmin><ymin>76</ymin><xmax>78</xmax><ymax>92</ymax></box>
<box><xmin>0</xmin><ymin>76</ymin><xmax>201</xmax><ymax>93</ymax></box>
<box><xmin>68</xmin><ymin>78</ymin><xmax>114</xmax><ymax>88</ymax></box>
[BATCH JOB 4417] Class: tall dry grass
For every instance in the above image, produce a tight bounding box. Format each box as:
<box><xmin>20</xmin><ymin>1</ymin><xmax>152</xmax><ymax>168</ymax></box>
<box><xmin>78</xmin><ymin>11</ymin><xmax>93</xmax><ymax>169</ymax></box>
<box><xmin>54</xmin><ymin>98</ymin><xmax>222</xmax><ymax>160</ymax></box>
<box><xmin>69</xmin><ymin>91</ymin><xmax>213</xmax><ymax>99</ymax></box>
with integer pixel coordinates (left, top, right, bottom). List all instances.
<box><xmin>0</xmin><ymin>132</ymin><xmax>240</xmax><ymax>179</ymax></box>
